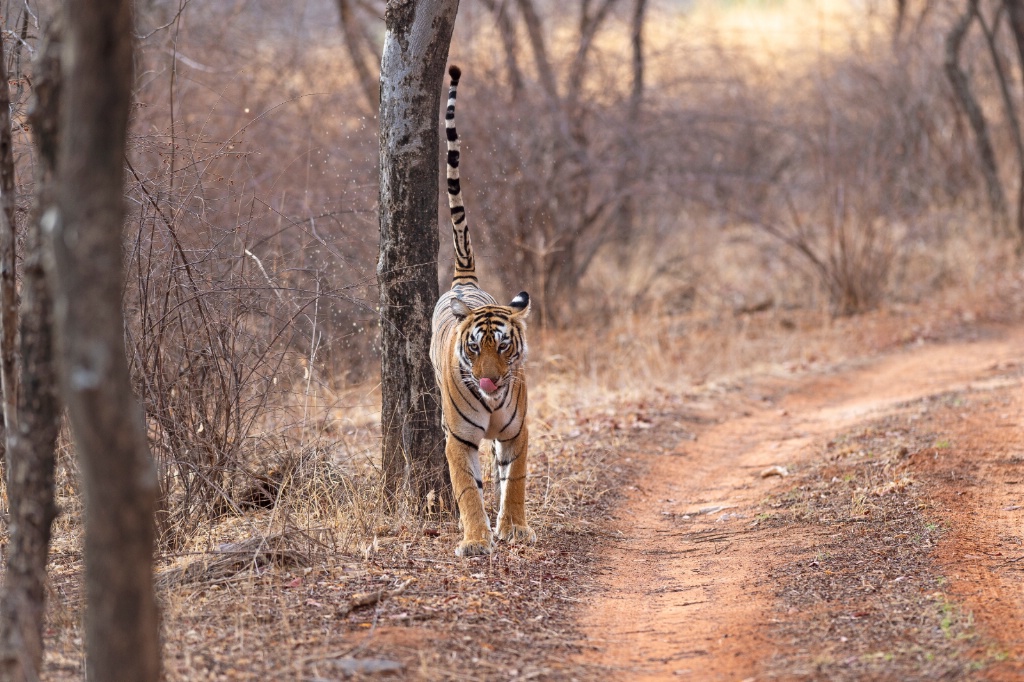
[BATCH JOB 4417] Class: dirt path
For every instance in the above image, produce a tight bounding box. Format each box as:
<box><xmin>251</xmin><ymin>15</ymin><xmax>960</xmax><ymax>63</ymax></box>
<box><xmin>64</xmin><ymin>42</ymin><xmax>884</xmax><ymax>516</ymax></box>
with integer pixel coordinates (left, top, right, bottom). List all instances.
<box><xmin>578</xmin><ymin>327</ymin><xmax>1024</xmax><ymax>679</ymax></box>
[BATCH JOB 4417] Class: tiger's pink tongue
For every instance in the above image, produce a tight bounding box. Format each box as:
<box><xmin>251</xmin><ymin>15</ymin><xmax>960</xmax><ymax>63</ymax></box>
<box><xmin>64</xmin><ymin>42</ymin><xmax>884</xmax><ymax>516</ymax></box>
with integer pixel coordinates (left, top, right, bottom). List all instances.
<box><xmin>479</xmin><ymin>378</ymin><xmax>497</xmax><ymax>393</ymax></box>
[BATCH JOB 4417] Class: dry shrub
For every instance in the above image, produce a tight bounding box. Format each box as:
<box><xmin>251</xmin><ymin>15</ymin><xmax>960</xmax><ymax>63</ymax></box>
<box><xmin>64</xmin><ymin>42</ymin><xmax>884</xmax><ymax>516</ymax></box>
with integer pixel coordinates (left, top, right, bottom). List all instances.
<box><xmin>447</xmin><ymin>2</ymin><xmax>949</xmax><ymax>320</ymax></box>
<box><xmin>531</xmin><ymin>0</ymin><xmax>1018</xmax><ymax>322</ymax></box>
<box><xmin>123</xmin><ymin>2</ymin><xmax>385</xmax><ymax>549</ymax></box>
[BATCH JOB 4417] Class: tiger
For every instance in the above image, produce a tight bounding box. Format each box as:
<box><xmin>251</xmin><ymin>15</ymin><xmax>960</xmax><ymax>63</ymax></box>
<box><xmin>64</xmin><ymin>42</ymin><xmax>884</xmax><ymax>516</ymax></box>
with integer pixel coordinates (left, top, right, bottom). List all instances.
<box><xmin>430</xmin><ymin>65</ymin><xmax>536</xmax><ymax>557</ymax></box>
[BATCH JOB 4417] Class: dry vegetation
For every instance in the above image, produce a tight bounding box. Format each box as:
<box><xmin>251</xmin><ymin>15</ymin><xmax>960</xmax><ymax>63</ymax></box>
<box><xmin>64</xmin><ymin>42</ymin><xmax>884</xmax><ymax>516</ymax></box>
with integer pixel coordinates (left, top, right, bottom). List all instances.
<box><xmin>3</xmin><ymin>0</ymin><xmax>1024</xmax><ymax>677</ymax></box>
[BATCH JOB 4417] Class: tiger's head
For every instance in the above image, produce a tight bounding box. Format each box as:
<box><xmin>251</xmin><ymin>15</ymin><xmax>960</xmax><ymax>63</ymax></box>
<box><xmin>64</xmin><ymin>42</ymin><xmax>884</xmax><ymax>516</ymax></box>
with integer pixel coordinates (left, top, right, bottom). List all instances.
<box><xmin>451</xmin><ymin>292</ymin><xmax>530</xmax><ymax>400</ymax></box>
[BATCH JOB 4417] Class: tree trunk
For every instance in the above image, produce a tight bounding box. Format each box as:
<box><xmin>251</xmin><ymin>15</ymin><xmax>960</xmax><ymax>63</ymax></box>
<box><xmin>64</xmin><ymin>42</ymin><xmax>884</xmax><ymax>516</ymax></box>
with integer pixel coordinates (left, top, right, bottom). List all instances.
<box><xmin>0</xmin><ymin>30</ymin><xmax>17</xmax><ymax>477</ymax></box>
<box><xmin>0</xmin><ymin>22</ymin><xmax>63</xmax><ymax>682</ymax></box>
<box><xmin>517</xmin><ymin>0</ymin><xmax>560</xmax><ymax>102</ymax></box>
<box><xmin>480</xmin><ymin>0</ymin><xmax>525</xmax><ymax>98</ymax></box>
<box><xmin>613</xmin><ymin>0</ymin><xmax>648</xmax><ymax>252</ymax></box>
<box><xmin>1003</xmin><ymin>0</ymin><xmax>1024</xmax><ymax>242</ymax></box>
<box><xmin>894</xmin><ymin>0</ymin><xmax>907</xmax><ymax>42</ymax></box>
<box><xmin>378</xmin><ymin>0</ymin><xmax>458</xmax><ymax>508</ymax></box>
<box><xmin>336</xmin><ymin>0</ymin><xmax>380</xmax><ymax>114</ymax></box>
<box><xmin>49</xmin><ymin>1</ymin><xmax>161</xmax><ymax>679</ymax></box>
<box><xmin>945</xmin><ymin>0</ymin><xmax>1008</xmax><ymax>229</ymax></box>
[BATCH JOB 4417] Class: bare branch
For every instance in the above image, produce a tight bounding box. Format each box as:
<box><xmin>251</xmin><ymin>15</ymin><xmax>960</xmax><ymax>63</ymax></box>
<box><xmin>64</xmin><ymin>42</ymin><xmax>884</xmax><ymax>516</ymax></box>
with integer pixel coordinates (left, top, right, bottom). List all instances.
<box><xmin>944</xmin><ymin>0</ymin><xmax>1008</xmax><ymax>227</ymax></box>
<box><xmin>480</xmin><ymin>0</ymin><xmax>524</xmax><ymax>97</ymax></box>
<box><xmin>515</xmin><ymin>0</ymin><xmax>560</xmax><ymax>102</ymax></box>
<box><xmin>337</xmin><ymin>0</ymin><xmax>380</xmax><ymax>113</ymax></box>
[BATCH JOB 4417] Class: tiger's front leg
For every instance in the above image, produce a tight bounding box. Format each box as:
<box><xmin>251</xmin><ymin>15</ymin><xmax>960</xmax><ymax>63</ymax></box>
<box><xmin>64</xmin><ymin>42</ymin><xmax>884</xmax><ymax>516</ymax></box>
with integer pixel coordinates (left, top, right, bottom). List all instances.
<box><xmin>494</xmin><ymin>423</ymin><xmax>536</xmax><ymax>545</ymax></box>
<box><xmin>444</xmin><ymin>433</ymin><xmax>494</xmax><ymax>557</ymax></box>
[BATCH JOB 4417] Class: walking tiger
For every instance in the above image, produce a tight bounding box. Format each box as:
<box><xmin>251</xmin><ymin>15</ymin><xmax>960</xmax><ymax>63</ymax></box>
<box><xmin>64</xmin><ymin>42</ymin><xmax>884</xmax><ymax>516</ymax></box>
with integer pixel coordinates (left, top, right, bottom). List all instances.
<box><xmin>429</xmin><ymin>65</ymin><xmax>536</xmax><ymax>557</ymax></box>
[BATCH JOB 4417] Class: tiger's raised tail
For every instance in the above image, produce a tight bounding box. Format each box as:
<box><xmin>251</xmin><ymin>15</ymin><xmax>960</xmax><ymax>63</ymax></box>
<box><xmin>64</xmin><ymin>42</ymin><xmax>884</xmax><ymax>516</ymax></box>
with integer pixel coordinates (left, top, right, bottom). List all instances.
<box><xmin>446</xmin><ymin>65</ymin><xmax>478</xmax><ymax>287</ymax></box>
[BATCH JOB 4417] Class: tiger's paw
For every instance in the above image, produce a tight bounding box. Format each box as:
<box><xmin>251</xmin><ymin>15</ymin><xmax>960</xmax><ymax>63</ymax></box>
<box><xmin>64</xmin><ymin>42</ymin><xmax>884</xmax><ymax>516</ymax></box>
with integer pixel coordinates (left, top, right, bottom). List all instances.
<box><xmin>455</xmin><ymin>536</ymin><xmax>495</xmax><ymax>557</ymax></box>
<box><xmin>497</xmin><ymin>520</ymin><xmax>537</xmax><ymax>545</ymax></box>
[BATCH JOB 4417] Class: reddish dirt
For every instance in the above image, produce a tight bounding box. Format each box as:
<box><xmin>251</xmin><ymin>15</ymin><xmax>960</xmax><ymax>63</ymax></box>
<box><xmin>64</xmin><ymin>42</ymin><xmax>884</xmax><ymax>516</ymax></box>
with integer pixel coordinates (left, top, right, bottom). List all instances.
<box><xmin>578</xmin><ymin>325</ymin><xmax>1024</xmax><ymax>679</ymax></box>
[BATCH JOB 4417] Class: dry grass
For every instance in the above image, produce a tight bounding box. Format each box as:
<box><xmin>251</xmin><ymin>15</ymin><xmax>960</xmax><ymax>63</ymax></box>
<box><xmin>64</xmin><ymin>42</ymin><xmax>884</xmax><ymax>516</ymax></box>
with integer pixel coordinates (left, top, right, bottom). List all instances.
<box><xmin>16</xmin><ymin>239</ymin><xmax>1024</xmax><ymax>679</ymax></box>
<box><xmin>36</xmin><ymin>242</ymin><xmax>1024</xmax><ymax>677</ymax></box>
<box><xmin>32</xmin><ymin>373</ymin><xmax>638</xmax><ymax>679</ymax></box>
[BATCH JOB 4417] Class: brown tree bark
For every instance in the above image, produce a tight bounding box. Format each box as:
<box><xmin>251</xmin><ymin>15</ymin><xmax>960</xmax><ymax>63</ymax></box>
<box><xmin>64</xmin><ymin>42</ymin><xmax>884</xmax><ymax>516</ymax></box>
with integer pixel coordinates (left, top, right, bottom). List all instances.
<box><xmin>0</xmin><ymin>22</ymin><xmax>63</xmax><ymax>682</ymax></box>
<box><xmin>48</xmin><ymin>0</ymin><xmax>161</xmax><ymax>679</ymax></box>
<box><xmin>566</xmin><ymin>0</ymin><xmax>618</xmax><ymax>112</ymax></box>
<box><xmin>378</xmin><ymin>0</ymin><xmax>459</xmax><ymax>507</ymax></box>
<box><xmin>0</xmin><ymin>30</ymin><xmax>17</xmax><ymax>476</ymax></box>
<box><xmin>945</xmin><ymin>0</ymin><xmax>1008</xmax><ymax>229</ymax></box>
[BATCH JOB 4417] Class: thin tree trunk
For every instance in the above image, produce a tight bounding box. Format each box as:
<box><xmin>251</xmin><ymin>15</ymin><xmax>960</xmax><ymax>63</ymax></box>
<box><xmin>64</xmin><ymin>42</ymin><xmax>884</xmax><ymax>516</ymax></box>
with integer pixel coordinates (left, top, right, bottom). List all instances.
<box><xmin>945</xmin><ymin>0</ymin><xmax>1008</xmax><ymax>229</ymax></box>
<box><xmin>0</xmin><ymin>22</ymin><xmax>63</xmax><ymax>682</ymax></box>
<box><xmin>480</xmin><ymin>0</ymin><xmax>525</xmax><ymax>97</ymax></box>
<box><xmin>894</xmin><ymin>0</ymin><xmax>907</xmax><ymax>42</ymax></box>
<box><xmin>516</xmin><ymin>0</ymin><xmax>560</xmax><ymax>102</ymax></box>
<box><xmin>566</xmin><ymin>0</ymin><xmax>618</xmax><ymax>112</ymax></box>
<box><xmin>1002</xmin><ymin>0</ymin><xmax>1024</xmax><ymax>242</ymax></box>
<box><xmin>49</xmin><ymin>0</ymin><xmax>160</xmax><ymax>678</ymax></box>
<box><xmin>336</xmin><ymin>0</ymin><xmax>380</xmax><ymax>113</ymax></box>
<box><xmin>0</xmin><ymin>30</ymin><xmax>18</xmax><ymax>476</ymax></box>
<box><xmin>628</xmin><ymin>0</ymin><xmax>646</xmax><ymax>128</ymax></box>
<box><xmin>378</xmin><ymin>0</ymin><xmax>458</xmax><ymax>507</ymax></box>
<box><xmin>613</xmin><ymin>0</ymin><xmax>648</xmax><ymax>251</ymax></box>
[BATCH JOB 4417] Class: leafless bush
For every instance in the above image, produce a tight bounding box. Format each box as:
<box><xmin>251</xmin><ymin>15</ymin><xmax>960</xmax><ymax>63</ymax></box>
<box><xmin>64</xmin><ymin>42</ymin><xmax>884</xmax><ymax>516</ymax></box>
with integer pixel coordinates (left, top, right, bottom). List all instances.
<box><xmin>612</xmin><ymin>7</ymin><xmax>982</xmax><ymax>316</ymax></box>
<box><xmin>454</xmin><ymin>2</ymin><xmax>1024</xmax><ymax>318</ymax></box>
<box><xmin>123</xmin><ymin>2</ymin><xmax>383</xmax><ymax>548</ymax></box>
<box><xmin>747</xmin><ymin>37</ymin><xmax>954</xmax><ymax>315</ymax></box>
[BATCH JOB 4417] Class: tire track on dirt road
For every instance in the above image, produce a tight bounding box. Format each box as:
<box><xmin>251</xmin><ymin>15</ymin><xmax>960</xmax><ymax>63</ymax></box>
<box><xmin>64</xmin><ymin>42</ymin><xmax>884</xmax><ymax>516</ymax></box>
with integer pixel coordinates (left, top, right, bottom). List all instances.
<box><xmin>577</xmin><ymin>328</ymin><xmax>1024</xmax><ymax>680</ymax></box>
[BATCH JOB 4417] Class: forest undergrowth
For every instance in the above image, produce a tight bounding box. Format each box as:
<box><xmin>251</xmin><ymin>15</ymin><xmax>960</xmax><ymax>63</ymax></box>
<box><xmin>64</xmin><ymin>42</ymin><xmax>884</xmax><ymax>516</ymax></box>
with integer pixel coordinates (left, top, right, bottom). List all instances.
<box><xmin>27</xmin><ymin>235</ymin><xmax>1024</xmax><ymax>678</ymax></box>
<box><xmin>3</xmin><ymin>0</ymin><xmax>1024</xmax><ymax>677</ymax></box>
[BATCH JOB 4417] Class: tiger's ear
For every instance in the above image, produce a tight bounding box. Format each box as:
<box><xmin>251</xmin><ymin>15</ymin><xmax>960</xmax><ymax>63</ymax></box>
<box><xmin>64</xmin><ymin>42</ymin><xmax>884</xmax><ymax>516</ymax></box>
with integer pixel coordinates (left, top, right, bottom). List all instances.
<box><xmin>509</xmin><ymin>291</ymin><xmax>530</xmax><ymax>318</ymax></box>
<box><xmin>451</xmin><ymin>297</ymin><xmax>473</xmax><ymax>320</ymax></box>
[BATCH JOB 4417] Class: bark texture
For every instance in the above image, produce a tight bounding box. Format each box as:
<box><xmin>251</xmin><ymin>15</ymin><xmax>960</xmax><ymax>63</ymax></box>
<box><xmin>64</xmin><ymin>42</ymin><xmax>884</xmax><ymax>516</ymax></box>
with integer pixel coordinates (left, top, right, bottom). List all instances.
<box><xmin>49</xmin><ymin>1</ymin><xmax>160</xmax><ymax>679</ymax></box>
<box><xmin>378</xmin><ymin>0</ymin><xmax>459</xmax><ymax>507</ymax></box>
<box><xmin>974</xmin><ymin>3</ymin><xmax>1024</xmax><ymax>240</ymax></box>
<box><xmin>0</xmin><ymin>36</ymin><xmax>13</xmax><ymax>476</ymax></box>
<box><xmin>0</xmin><ymin>24</ymin><xmax>63</xmax><ymax>682</ymax></box>
<box><xmin>0</xmin><ymin>31</ymin><xmax>18</xmax><ymax>459</ymax></box>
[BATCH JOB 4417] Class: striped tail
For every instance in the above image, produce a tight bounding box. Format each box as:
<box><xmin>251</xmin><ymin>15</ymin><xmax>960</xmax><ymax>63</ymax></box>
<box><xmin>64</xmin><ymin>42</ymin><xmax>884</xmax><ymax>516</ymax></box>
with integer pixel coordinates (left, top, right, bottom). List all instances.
<box><xmin>446</xmin><ymin>65</ymin><xmax>477</xmax><ymax>287</ymax></box>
